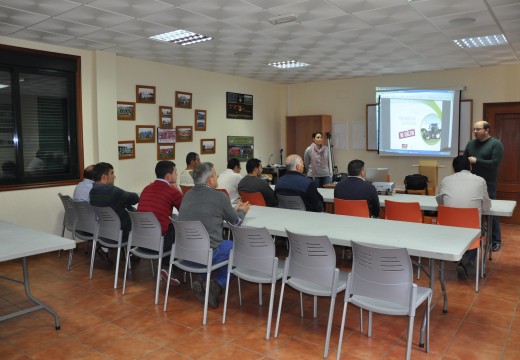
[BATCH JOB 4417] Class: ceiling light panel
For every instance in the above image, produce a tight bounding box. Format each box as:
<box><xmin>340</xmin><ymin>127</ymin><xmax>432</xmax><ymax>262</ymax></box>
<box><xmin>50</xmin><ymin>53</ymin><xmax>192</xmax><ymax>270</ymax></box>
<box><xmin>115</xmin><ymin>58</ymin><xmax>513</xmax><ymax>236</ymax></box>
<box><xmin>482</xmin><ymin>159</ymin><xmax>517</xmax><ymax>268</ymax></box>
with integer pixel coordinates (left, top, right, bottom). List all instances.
<box><xmin>268</xmin><ymin>60</ymin><xmax>310</xmax><ymax>69</ymax></box>
<box><xmin>150</xmin><ymin>30</ymin><xmax>213</xmax><ymax>45</ymax></box>
<box><xmin>453</xmin><ymin>34</ymin><xmax>508</xmax><ymax>48</ymax></box>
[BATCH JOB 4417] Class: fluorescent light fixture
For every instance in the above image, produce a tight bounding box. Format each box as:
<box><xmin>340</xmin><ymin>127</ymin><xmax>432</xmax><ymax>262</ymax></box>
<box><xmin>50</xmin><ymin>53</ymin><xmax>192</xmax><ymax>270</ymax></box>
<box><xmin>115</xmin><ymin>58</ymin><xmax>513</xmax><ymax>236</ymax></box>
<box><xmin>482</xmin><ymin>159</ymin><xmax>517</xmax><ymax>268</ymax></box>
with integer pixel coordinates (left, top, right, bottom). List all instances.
<box><xmin>150</xmin><ymin>30</ymin><xmax>212</xmax><ymax>46</ymax></box>
<box><xmin>268</xmin><ymin>14</ymin><xmax>297</xmax><ymax>25</ymax></box>
<box><xmin>0</xmin><ymin>84</ymin><xmax>9</xmax><ymax>89</ymax></box>
<box><xmin>268</xmin><ymin>60</ymin><xmax>310</xmax><ymax>69</ymax></box>
<box><xmin>453</xmin><ymin>34</ymin><xmax>508</xmax><ymax>49</ymax></box>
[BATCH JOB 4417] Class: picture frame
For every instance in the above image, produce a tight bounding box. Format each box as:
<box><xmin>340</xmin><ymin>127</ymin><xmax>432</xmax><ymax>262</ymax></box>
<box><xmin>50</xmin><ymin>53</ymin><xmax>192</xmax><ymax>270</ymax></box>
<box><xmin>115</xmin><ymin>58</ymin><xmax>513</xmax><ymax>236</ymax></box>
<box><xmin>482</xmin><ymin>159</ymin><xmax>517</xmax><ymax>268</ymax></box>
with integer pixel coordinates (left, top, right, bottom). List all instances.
<box><xmin>118</xmin><ymin>140</ymin><xmax>135</xmax><ymax>160</ymax></box>
<box><xmin>136</xmin><ymin>85</ymin><xmax>156</xmax><ymax>104</ymax></box>
<box><xmin>226</xmin><ymin>91</ymin><xmax>253</xmax><ymax>120</ymax></box>
<box><xmin>175</xmin><ymin>91</ymin><xmax>192</xmax><ymax>109</ymax></box>
<box><xmin>159</xmin><ymin>106</ymin><xmax>173</xmax><ymax>129</ymax></box>
<box><xmin>176</xmin><ymin>126</ymin><xmax>193</xmax><ymax>142</ymax></box>
<box><xmin>157</xmin><ymin>128</ymin><xmax>176</xmax><ymax>143</ymax></box>
<box><xmin>200</xmin><ymin>138</ymin><xmax>216</xmax><ymax>155</ymax></box>
<box><xmin>117</xmin><ymin>101</ymin><xmax>135</xmax><ymax>121</ymax></box>
<box><xmin>157</xmin><ymin>143</ymin><xmax>175</xmax><ymax>160</ymax></box>
<box><xmin>135</xmin><ymin>125</ymin><xmax>155</xmax><ymax>143</ymax></box>
<box><xmin>194</xmin><ymin>109</ymin><xmax>207</xmax><ymax>131</ymax></box>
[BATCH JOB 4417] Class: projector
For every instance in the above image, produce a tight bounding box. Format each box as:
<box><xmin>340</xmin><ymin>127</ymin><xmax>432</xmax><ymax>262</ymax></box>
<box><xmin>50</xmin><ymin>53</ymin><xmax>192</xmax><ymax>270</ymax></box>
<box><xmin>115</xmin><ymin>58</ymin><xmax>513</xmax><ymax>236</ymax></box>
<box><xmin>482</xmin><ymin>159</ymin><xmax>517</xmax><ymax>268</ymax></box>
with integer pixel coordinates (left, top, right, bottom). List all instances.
<box><xmin>373</xmin><ymin>182</ymin><xmax>395</xmax><ymax>195</ymax></box>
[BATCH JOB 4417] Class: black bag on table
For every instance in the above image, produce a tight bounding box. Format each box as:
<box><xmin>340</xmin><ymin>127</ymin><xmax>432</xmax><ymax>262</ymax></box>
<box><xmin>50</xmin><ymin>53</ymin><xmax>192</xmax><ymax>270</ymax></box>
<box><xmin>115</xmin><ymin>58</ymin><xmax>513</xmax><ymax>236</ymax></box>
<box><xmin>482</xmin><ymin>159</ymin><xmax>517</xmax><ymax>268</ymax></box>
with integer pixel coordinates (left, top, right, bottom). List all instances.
<box><xmin>404</xmin><ymin>174</ymin><xmax>429</xmax><ymax>195</ymax></box>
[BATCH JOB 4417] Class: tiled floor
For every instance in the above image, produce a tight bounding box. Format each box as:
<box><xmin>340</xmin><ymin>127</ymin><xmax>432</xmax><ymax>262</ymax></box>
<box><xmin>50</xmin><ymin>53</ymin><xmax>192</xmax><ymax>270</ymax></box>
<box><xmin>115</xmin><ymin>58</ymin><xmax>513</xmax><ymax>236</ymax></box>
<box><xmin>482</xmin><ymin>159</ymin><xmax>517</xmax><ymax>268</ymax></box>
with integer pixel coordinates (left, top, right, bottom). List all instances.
<box><xmin>1</xmin><ymin>224</ymin><xmax>519</xmax><ymax>359</ymax></box>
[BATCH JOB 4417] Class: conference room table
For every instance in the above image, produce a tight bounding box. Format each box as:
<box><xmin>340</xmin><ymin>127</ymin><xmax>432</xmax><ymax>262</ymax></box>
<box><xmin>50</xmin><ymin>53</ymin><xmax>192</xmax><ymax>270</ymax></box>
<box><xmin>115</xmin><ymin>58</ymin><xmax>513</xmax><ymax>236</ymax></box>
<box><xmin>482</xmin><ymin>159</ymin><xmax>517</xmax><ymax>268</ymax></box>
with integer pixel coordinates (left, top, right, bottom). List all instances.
<box><xmin>0</xmin><ymin>220</ymin><xmax>76</xmax><ymax>329</ymax></box>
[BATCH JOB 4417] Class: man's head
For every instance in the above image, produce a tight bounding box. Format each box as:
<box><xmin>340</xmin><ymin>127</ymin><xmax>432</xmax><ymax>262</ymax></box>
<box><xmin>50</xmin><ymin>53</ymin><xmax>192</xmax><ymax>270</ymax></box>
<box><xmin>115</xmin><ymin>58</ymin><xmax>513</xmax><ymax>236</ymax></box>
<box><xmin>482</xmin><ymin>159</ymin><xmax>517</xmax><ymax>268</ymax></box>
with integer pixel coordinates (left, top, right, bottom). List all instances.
<box><xmin>92</xmin><ymin>162</ymin><xmax>115</xmax><ymax>184</ymax></box>
<box><xmin>192</xmin><ymin>162</ymin><xmax>218</xmax><ymax>188</ymax></box>
<box><xmin>227</xmin><ymin>158</ymin><xmax>241</xmax><ymax>173</ymax></box>
<box><xmin>452</xmin><ymin>155</ymin><xmax>471</xmax><ymax>173</ymax></box>
<box><xmin>246</xmin><ymin>158</ymin><xmax>262</xmax><ymax>176</ymax></box>
<box><xmin>473</xmin><ymin>120</ymin><xmax>491</xmax><ymax>142</ymax></box>
<box><xmin>83</xmin><ymin>165</ymin><xmax>95</xmax><ymax>180</ymax></box>
<box><xmin>185</xmin><ymin>152</ymin><xmax>201</xmax><ymax>169</ymax></box>
<box><xmin>347</xmin><ymin>159</ymin><xmax>365</xmax><ymax>178</ymax></box>
<box><xmin>312</xmin><ymin>131</ymin><xmax>324</xmax><ymax>145</ymax></box>
<box><xmin>155</xmin><ymin>160</ymin><xmax>177</xmax><ymax>184</ymax></box>
<box><xmin>285</xmin><ymin>154</ymin><xmax>304</xmax><ymax>173</ymax></box>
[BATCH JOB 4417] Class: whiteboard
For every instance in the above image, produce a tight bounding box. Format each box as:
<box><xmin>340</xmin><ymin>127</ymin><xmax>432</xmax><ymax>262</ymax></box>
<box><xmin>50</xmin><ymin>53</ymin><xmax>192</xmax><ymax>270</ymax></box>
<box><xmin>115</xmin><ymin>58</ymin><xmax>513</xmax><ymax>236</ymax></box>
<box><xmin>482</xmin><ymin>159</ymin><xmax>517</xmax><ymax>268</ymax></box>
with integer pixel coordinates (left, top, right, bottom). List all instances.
<box><xmin>366</xmin><ymin>99</ymin><xmax>473</xmax><ymax>152</ymax></box>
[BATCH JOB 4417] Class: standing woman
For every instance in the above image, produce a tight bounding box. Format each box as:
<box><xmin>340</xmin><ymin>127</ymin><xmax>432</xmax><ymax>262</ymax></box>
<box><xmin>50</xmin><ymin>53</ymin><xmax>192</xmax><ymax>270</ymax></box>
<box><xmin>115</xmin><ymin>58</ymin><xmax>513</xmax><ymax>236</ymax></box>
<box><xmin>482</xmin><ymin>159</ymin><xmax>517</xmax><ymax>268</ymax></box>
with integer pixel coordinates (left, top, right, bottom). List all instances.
<box><xmin>304</xmin><ymin>131</ymin><xmax>332</xmax><ymax>187</ymax></box>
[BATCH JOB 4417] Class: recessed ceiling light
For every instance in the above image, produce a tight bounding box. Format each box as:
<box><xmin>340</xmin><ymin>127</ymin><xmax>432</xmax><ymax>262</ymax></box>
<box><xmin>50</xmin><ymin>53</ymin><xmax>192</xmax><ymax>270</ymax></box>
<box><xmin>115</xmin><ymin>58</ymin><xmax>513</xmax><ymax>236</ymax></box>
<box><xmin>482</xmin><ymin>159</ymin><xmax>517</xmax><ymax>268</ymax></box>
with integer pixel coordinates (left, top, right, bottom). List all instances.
<box><xmin>150</xmin><ymin>30</ymin><xmax>213</xmax><ymax>46</ymax></box>
<box><xmin>453</xmin><ymin>34</ymin><xmax>508</xmax><ymax>49</ymax></box>
<box><xmin>449</xmin><ymin>17</ymin><xmax>476</xmax><ymax>26</ymax></box>
<box><xmin>268</xmin><ymin>60</ymin><xmax>310</xmax><ymax>69</ymax></box>
<box><xmin>268</xmin><ymin>14</ymin><xmax>297</xmax><ymax>25</ymax></box>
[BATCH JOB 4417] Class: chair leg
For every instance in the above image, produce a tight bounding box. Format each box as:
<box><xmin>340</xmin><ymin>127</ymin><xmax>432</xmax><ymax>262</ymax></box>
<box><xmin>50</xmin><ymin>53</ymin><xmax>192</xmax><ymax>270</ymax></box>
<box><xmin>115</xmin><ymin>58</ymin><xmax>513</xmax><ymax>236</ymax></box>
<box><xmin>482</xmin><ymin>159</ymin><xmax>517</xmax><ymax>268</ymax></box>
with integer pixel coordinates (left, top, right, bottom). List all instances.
<box><xmin>238</xmin><ymin>278</ymin><xmax>242</xmax><ymax>306</ymax></box>
<box><xmin>266</xmin><ymin>281</ymin><xmax>276</xmax><ymax>340</ymax></box>
<box><xmin>150</xmin><ymin>259</ymin><xmax>155</xmax><ymax>278</ymax></box>
<box><xmin>122</xmin><ymin>248</ymin><xmax>131</xmax><ymax>296</ymax></box>
<box><xmin>113</xmin><ymin>247</ymin><xmax>122</xmax><ymax>289</ymax></box>
<box><xmin>300</xmin><ymin>292</ymin><xmax>304</xmax><ymax>317</ymax></box>
<box><xmin>67</xmin><ymin>249</ymin><xmax>73</xmax><ymax>270</ymax></box>
<box><xmin>360</xmin><ymin>308</ymin><xmax>363</xmax><ymax>333</ymax></box>
<box><xmin>274</xmin><ymin>282</ymin><xmax>286</xmax><ymax>338</ymax></box>
<box><xmin>475</xmin><ymin>247</ymin><xmax>480</xmax><ymax>293</ymax></box>
<box><xmin>406</xmin><ymin>315</ymin><xmax>415</xmax><ymax>360</ymax></box>
<box><xmin>89</xmin><ymin>240</ymin><xmax>97</xmax><ymax>280</ymax></box>
<box><xmin>417</xmin><ymin>256</ymin><xmax>421</xmax><ymax>280</ymax></box>
<box><xmin>313</xmin><ymin>295</ymin><xmax>318</xmax><ymax>318</ymax></box>
<box><xmin>163</xmin><ymin>263</ymin><xmax>174</xmax><ymax>311</ymax></box>
<box><xmin>336</xmin><ymin>299</ymin><xmax>349</xmax><ymax>360</ymax></box>
<box><xmin>258</xmin><ymin>283</ymin><xmax>263</xmax><ymax>306</ymax></box>
<box><xmin>323</xmin><ymin>296</ymin><xmax>336</xmax><ymax>359</ymax></box>
<box><xmin>439</xmin><ymin>260</ymin><xmax>448</xmax><ymax>313</ymax></box>
<box><xmin>202</xmin><ymin>271</ymin><xmax>211</xmax><ymax>325</ymax></box>
<box><xmin>222</xmin><ymin>272</ymin><xmax>232</xmax><ymax>324</ymax></box>
<box><xmin>368</xmin><ymin>311</ymin><xmax>373</xmax><ymax>337</ymax></box>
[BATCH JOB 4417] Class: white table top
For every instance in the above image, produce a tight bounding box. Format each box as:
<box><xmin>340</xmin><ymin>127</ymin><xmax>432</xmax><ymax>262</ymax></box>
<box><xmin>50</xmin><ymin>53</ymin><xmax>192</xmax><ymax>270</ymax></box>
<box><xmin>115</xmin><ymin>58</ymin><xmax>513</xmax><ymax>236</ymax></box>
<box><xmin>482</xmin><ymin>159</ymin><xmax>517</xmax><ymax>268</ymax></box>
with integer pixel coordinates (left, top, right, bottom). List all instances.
<box><xmin>242</xmin><ymin>206</ymin><xmax>481</xmax><ymax>262</ymax></box>
<box><xmin>0</xmin><ymin>221</ymin><xmax>76</xmax><ymax>262</ymax></box>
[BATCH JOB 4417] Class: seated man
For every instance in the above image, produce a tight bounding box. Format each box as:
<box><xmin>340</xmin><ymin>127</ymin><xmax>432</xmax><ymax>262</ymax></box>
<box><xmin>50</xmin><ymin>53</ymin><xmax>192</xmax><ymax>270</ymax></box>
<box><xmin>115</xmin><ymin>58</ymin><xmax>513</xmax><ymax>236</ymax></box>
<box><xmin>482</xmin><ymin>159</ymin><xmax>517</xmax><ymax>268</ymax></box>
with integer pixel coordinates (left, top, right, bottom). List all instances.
<box><xmin>238</xmin><ymin>158</ymin><xmax>278</xmax><ymax>207</ymax></box>
<box><xmin>138</xmin><ymin>160</ymin><xmax>183</xmax><ymax>286</ymax></box>
<box><xmin>73</xmin><ymin>165</ymin><xmax>95</xmax><ymax>202</ymax></box>
<box><xmin>89</xmin><ymin>162</ymin><xmax>140</xmax><ymax>243</ymax></box>
<box><xmin>178</xmin><ymin>162</ymin><xmax>250</xmax><ymax>308</ymax></box>
<box><xmin>334</xmin><ymin>159</ymin><xmax>380</xmax><ymax>218</ymax></box>
<box><xmin>179</xmin><ymin>152</ymin><xmax>200</xmax><ymax>187</ymax></box>
<box><xmin>217</xmin><ymin>157</ymin><xmax>242</xmax><ymax>203</ymax></box>
<box><xmin>275</xmin><ymin>154</ymin><xmax>323</xmax><ymax>212</ymax></box>
<box><xmin>436</xmin><ymin>155</ymin><xmax>491</xmax><ymax>279</ymax></box>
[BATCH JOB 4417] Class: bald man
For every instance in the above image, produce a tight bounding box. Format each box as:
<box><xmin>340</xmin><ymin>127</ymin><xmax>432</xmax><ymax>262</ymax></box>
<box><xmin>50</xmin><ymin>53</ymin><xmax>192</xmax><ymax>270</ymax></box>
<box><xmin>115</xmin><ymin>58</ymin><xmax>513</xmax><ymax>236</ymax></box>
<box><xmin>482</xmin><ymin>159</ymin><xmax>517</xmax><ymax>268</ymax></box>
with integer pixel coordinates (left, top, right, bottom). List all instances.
<box><xmin>73</xmin><ymin>164</ymin><xmax>95</xmax><ymax>202</ymax></box>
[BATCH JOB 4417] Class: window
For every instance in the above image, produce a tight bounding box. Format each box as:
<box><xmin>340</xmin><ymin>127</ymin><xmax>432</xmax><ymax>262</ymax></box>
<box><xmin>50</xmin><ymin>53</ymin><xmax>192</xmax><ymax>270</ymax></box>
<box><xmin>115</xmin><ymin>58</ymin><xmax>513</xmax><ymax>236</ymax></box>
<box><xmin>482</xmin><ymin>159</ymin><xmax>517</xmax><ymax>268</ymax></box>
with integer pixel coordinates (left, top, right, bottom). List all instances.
<box><xmin>0</xmin><ymin>45</ymin><xmax>82</xmax><ymax>190</ymax></box>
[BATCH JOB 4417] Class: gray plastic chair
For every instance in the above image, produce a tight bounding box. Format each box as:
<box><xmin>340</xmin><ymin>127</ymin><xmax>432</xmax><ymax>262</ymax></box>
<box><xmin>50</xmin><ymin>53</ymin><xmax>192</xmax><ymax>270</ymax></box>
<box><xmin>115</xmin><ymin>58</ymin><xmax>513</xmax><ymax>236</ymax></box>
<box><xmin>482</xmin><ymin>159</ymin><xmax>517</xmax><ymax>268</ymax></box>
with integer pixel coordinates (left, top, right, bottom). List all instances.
<box><xmin>123</xmin><ymin>212</ymin><xmax>169</xmax><ymax>304</ymax></box>
<box><xmin>90</xmin><ymin>206</ymin><xmax>127</xmax><ymax>289</ymax></box>
<box><xmin>337</xmin><ymin>242</ymin><xmax>432</xmax><ymax>360</ymax></box>
<box><xmin>223</xmin><ymin>224</ymin><xmax>284</xmax><ymax>340</ymax></box>
<box><xmin>275</xmin><ymin>230</ymin><xmax>348</xmax><ymax>359</ymax></box>
<box><xmin>70</xmin><ymin>200</ymin><xmax>97</xmax><ymax>270</ymax></box>
<box><xmin>58</xmin><ymin>193</ymin><xmax>75</xmax><ymax>238</ymax></box>
<box><xmin>277</xmin><ymin>194</ymin><xmax>306</xmax><ymax>211</ymax></box>
<box><xmin>163</xmin><ymin>220</ymin><xmax>228</xmax><ymax>325</ymax></box>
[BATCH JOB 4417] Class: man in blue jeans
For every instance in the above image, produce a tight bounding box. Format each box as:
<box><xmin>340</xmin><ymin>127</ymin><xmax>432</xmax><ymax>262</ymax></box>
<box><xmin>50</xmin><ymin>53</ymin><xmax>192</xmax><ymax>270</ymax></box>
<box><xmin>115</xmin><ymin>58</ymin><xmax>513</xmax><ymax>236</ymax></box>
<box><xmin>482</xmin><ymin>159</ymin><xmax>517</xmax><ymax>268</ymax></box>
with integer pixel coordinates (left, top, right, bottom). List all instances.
<box><xmin>178</xmin><ymin>162</ymin><xmax>250</xmax><ymax>308</ymax></box>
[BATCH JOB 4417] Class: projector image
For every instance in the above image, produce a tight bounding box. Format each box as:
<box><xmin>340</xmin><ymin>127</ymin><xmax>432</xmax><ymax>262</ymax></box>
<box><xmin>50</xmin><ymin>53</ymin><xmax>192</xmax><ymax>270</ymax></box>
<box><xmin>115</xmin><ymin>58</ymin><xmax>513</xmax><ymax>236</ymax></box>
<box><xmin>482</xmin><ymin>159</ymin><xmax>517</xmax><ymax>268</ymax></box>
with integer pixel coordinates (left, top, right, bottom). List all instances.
<box><xmin>373</xmin><ymin>182</ymin><xmax>395</xmax><ymax>195</ymax></box>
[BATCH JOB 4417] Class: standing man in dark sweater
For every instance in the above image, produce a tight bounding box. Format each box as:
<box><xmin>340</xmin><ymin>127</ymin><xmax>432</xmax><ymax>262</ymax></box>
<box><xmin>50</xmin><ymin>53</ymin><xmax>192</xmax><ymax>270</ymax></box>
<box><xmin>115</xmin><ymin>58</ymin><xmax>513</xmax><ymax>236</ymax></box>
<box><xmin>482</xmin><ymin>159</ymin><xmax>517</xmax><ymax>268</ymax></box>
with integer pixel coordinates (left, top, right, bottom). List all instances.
<box><xmin>463</xmin><ymin>120</ymin><xmax>504</xmax><ymax>251</ymax></box>
<box><xmin>178</xmin><ymin>162</ymin><xmax>250</xmax><ymax>308</ymax></box>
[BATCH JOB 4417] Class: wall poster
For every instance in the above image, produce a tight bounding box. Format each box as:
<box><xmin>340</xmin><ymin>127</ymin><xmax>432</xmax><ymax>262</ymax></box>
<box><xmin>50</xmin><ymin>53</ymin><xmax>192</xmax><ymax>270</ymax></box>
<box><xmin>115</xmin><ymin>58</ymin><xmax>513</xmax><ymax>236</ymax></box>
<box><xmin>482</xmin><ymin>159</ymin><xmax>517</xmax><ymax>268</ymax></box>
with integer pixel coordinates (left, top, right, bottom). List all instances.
<box><xmin>227</xmin><ymin>136</ymin><xmax>254</xmax><ymax>162</ymax></box>
<box><xmin>226</xmin><ymin>92</ymin><xmax>253</xmax><ymax>120</ymax></box>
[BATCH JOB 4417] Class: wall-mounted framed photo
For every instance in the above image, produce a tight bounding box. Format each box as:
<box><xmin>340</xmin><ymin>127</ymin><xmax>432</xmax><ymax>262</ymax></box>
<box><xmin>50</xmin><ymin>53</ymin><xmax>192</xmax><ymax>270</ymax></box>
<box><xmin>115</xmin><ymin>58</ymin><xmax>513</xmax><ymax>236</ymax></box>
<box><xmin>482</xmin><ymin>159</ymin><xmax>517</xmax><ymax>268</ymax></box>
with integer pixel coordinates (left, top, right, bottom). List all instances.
<box><xmin>200</xmin><ymin>138</ymin><xmax>216</xmax><ymax>155</ymax></box>
<box><xmin>176</xmin><ymin>126</ymin><xmax>193</xmax><ymax>142</ymax></box>
<box><xmin>117</xmin><ymin>101</ymin><xmax>136</xmax><ymax>120</ymax></box>
<box><xmin>136</xmin><ymin>85</ymin><xmax>156</xmax><ymax>104</ymax></box>
<box><xmin>175</xmin><ymin>91</ymin><xmax>192</xmax><ymax>109</ymax></box>
<box><xmin>194</xmin><ymin>109</ymin><xmax>207</xmax><ymax>131</ymax></box>
<box><xmin>118</xmin><ymin>140</ymin><xmax>135</xmax><ymax>160</ymax></box>
<box><xmin>159</xmin><ymin>106</ymin><xmax>173</xmax><ymax>129</ymax></box>
<box><xmin>157</xmin><ymin>143</ymin><xmax>175</xmax><ymax>160</ymax></box>
<box><xmin>135</xmin><ymin>125</ymin><xmax>155</xmax><ymax>143</ymax></box>
<box><xmin>157</xmin><ymin>128</ymin><xmax>176</xmax><ymax>143</ymax></box>
<box><xmin>226</xmin><ymin>92</ymin><xmax>253</xmax><ymax>120</ymax></box>
<box><xmin>227</xmin><ymin>136</ymin><xmax>254</xmax><ymax>162</ymax></box>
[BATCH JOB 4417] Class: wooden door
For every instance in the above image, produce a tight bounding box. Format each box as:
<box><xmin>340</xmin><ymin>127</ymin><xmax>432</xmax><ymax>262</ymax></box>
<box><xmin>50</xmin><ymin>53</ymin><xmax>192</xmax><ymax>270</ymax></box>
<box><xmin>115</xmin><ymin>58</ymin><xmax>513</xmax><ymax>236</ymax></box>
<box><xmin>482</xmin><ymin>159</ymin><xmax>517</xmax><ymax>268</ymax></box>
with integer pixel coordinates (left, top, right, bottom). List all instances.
<box><xmin>484</xmin><ymin>102</ymin><xmax>520</xmax><ymax>224</ymax></box>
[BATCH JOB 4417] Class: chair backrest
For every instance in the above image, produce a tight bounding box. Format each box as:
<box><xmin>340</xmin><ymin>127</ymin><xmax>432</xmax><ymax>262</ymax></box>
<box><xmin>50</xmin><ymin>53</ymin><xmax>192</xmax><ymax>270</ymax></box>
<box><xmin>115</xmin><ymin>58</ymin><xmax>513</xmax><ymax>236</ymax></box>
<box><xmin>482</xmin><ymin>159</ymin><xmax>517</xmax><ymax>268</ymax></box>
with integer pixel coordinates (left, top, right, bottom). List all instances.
<box><xmin>334</xmin><ymin>198</ymin><xmax>370</xmax><ymax>218</ymax></box>
<box><xmin>229</xmin><ymin>224</ymin><xmax>276</xmax><ymax>275</ymax></box>
<box><xmin>92</xmin><ymin>206</ymin><xmax>122</xmax><ymax>242</ymax></box>
<box><xmin>180</xmin><ymin>185</ymin><xmax>193</xmax><ymax>194</ymax></box>
<box><xmin>384</xmin><ymin>200</ymin><xmax>422</xmax><ymax>223</ymax></box>
<box><xmin>350</xmin><ymin>242</ymin><xmax>413</xmax><ymax>308</ymax></box>
<box><xmin>277</xmin><ymin>194</ymin><xmax>306</xmax><ymax>211</ymax></box>
<box><xmin>217</xmin><ymin>188</ymin><xmax>230</xmax><ymax>197</ymax></box>
<box><xmin>58</xmin><ymin>193</ymin><xmax>76</xmax><ymax>231</ymax></box>
<box><xmin>436</xmin><ymin>205</ymin><xmax>480</xmax><ymax>229</ymax></box>
<box><xmin>285</xmin><ymin>230</ymin><xmax>337</xmax><ymax>286</ymax></box>
<box><xmin>239</xmin><ymin>192</ymin><xmax>267</xmax><ymax>207</ymax></box>
<box><xmin>129</xmin><ymin>212</ymin><xmax>163</xmax><ymax>252</ymax></box>
<box><xmin>172</xmin><ymin>220</ymin><xmax>212</xmax><ymax>265</ymax></box>
<box><xmin>71</xmin><ymin>200</ymin><xmax>97</xmax><ymax>235</ymax></box>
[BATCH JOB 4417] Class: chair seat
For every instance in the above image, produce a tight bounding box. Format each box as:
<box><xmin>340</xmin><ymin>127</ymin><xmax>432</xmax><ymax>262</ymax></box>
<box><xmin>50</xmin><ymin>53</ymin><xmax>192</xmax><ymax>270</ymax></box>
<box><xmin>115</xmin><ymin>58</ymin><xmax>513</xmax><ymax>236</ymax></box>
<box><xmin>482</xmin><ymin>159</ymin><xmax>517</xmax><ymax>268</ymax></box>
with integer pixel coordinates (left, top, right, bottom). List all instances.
<box><xmin>287</xmin><ymin>270</ymin><xmax>348</xmax><ymax>297</ymax></box>
<box><xmin>174</xmin><ymin>258</ymin><xmax>229</xmax><ymax>274</ymax></box>
<box><xmin>351</xmin><ymin>286</ymin><xmax>432</xmax><ymax>316</ymax></box>
<box><xmin>75</xmin><ymin>230</ymin><xmax>94</xmax><ymax>240</ymax></box>
<box><xmin>232</xmin><ymin>259</ymin><xmax>284</xmax><ymax>284</ymax></box>
<box><xmin>130</xmin><ymin>246</ymin><xmax>170</xmax><ymax>260</ymax></box>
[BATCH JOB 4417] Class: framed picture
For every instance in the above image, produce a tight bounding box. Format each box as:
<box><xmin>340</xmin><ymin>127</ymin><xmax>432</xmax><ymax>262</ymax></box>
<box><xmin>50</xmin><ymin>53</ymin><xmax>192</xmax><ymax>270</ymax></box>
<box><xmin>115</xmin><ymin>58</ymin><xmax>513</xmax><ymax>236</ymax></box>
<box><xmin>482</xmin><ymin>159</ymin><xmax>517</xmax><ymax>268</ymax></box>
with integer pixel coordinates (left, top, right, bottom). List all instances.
<box><xmin>157</xmin><ymin>143</ymin><xmax>175</xmax><ymax>160</ymax></box>
<box><xmin>194</xmin><ymin>109</ymin><xmax>207</xmax><ymax>131</ymax></box>
<box><xmin>176</xmin><ymin>126</ymin><xmax>193</xmax><ymax>142</ymax></box>
<box><xmin>135</xmin><ymin>125</ymin><xmax>155</xmax><ymax>143</ymax></box>
<box><xmin>157</xmin><ymin>128</ymin><xmax>176</xmax><ymax>143</ymax></box>
<box><xmin>159</xmin><ymin>106</ymin><xmax>173</xmax><ymax>129</ymax></box>
<box><xmin>200</xmin><ymin>138</ymin><xmax>216</xmax><ymax>155</ymax></box>
<box><xmin>227</xmin><ymin>136</ymin><xmax>254</xmax><ymax>162</ymax></box>
<box><xmin>117</xmin><ymin>101</ymin><xmax>135</xmax><ymax>120</ymax></box>
<box><xmin>118</xmin><ymin>140</ymin><xmax>135</xmax><ymax>160</ymax></box>
<box><xmin>136</xmin><ymin>85</ymin><xmax>156</xmax><ymax>104</ymax></box>
<box><xmin>226</xmin><ymin>92</ymin><xmax>253</xmax><ymax>120</ymax></box>
<box><xmin>175</xmin><ymin>91</ymin><xmax>192</xmax><ymax>109</ymax></box>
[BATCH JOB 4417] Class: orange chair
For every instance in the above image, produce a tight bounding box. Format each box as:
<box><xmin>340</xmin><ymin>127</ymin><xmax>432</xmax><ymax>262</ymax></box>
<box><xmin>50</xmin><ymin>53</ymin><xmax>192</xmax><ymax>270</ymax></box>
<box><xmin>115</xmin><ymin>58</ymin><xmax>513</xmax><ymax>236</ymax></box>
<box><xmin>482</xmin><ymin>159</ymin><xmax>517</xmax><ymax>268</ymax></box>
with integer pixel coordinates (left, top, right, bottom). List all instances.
<box><xmin>180</xmin><ymin>185</ymin><xmax>193</xmax><ymax>194</ymax></box>
<box><xmin>239</xmin><ymin>192</ymin><xmax>267</xmax><ymax>206</ymax></box>
<box><xmin>333</xmin><ymin>199</ymin><xmax>370</xmax><ymax>218</ymax></box>
<box><xmin>437</xmin><ymin>205</ymin><xmax>482</xmax><ymax>292</ymax></box>
<box><xmin>217</xmin><ymin>188</ymin><xmax>230</xmax><ymax>197</ymax></box>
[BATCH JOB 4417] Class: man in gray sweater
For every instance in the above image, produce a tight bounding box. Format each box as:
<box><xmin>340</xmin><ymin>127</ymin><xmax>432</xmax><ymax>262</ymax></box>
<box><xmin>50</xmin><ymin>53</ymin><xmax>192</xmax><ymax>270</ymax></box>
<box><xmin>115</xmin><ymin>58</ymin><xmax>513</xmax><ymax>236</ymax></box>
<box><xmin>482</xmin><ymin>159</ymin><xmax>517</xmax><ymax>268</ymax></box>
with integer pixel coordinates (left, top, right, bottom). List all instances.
<box><xmin>178</xmin><ymin>162</ymin><xmax>250</xmax><ymax>308</ymax></box>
